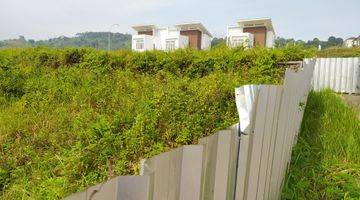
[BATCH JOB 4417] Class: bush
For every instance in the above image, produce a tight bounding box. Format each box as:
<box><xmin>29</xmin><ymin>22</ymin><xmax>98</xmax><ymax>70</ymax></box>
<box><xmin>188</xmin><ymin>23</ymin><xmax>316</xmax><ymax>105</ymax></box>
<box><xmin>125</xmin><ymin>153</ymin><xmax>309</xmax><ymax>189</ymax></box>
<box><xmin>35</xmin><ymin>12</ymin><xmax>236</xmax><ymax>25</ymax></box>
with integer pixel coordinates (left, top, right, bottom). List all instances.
<box><xmin>0</xmin><ymin>66</ymin><xmax>25</xmax><ymax>98</ymax></box>
<box><xmin>0</xmin><ymin>45</ymin><xmax>316</xmax><ymax>77</ymax></box>
<box><xmin>0</xmin><ymin>46</ymin><xmax>317</xmax><ymax>199</ymax></box>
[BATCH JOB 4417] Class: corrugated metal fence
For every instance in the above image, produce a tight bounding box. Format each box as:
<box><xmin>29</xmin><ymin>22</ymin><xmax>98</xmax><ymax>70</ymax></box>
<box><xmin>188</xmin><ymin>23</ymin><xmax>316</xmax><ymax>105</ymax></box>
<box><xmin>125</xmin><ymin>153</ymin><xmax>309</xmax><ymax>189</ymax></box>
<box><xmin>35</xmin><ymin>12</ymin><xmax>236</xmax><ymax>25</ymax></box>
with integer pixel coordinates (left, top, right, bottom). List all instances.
<box><xmin>308</xmin><ymin>57</ymin><xmax>360</xmax><ymax>94</ymax></box>
<box><xmin>65</xmin><ymin>60</ymin><xmax>315</xmax><ymax>200</ymax></box>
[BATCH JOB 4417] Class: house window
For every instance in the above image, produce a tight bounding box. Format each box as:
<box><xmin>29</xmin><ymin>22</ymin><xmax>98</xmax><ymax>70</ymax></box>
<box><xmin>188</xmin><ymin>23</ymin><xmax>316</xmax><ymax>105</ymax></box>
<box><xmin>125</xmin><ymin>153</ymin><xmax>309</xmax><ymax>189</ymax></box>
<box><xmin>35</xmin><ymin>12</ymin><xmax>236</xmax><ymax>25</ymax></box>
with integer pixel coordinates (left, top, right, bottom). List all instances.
<box><xmin>135</xmin><ymin>39</ymin><xmax>144</xmax><ymax>50</ymax></box>
<box><xmin>166</xmin><ymin>40</ymin><xmax>176</xmax><ymax>51</ymax></box>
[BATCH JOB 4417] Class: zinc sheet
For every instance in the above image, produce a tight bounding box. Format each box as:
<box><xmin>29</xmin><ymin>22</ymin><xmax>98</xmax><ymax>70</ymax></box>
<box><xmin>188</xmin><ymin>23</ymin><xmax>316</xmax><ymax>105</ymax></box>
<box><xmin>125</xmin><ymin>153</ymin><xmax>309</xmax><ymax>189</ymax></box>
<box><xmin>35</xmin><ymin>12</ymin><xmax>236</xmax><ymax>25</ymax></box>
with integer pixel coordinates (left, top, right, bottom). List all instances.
<box><xmin>309</xmin><ymin>57</ymin><xmax>360</xmax><ymax>94</ymax></box>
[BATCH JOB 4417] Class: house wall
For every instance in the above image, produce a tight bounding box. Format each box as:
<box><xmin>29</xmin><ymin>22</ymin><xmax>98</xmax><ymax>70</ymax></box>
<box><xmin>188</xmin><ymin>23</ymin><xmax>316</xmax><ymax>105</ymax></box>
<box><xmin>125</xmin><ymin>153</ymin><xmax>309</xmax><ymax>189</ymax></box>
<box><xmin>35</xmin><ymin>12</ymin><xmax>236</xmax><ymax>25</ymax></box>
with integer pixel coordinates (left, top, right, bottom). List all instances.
<box><xmin>131</xmin><ymin>35</ymin><xmax>154</xmax><ymax>52</ymax></box>
<box><xmin>243</xmin><ymin>26</ymin><xmax>267</xmax><ymax>47</ymax></box>
<box><xmin>227</xmin><ymin>26</ymin><xmax>255</xmax><ymax>48</ymax></box>
<box><xmin>161</xmin><ymin>28</ymin><xmax>181</xmax><ymax>50</ymax></box>
<box><xmin>344</xmin><ymin>39</ymin><xmax>360</xmax><ymax>47</ymax></box>
<box><xmin>154</xmin><ymin>28</ymin><xmax>168</xmax><ymax>50</ymax></box>
<box><xmin>180</xmin><ymin>30</ymin><xmax>202</xmax><ymax>49</ymax></box>
<box><xmin>201</xmin><ymin>34</ymin><xmax>212</xmax><ymax>49</ymax></box>
<box><xmin>153</xmin><ymin>36</ymin><xmax>161</xmax><ymax>50</ymax></box>
<box><xmin>266</xmin><ymin>30</ymin><xmax>275</xmax><ymax>48</ymax></box>
<box><xmin>227</xmin><ymin>26</ymin><xmax>243</xmax><ymax>36</ymax></box>
<box><xmin>179</xmin><ymin>35</ymin><xmax>189</xmax><ymax>49</ymax></box>
<box><xmin>355</xmin><ymin>39</ymin><xmax>360</xmax><ymax>47</ymax></box>
<box><xmin>133</xmin><ymin>27</ymin><xmax>210</xmax><ymax>51</ymax></box>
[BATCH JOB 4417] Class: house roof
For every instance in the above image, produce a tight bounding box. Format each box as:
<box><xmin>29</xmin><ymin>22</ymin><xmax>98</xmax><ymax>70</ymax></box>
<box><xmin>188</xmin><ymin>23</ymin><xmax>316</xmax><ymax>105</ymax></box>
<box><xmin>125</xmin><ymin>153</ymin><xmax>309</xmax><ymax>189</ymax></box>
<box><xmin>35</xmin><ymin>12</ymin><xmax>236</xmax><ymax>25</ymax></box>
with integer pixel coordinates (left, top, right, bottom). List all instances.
<box><xmin>131</xmin><ymin>23</ymin><xmax>213</xmax><ymax>37</ymax></box>
<box><xmin>175</xmin><ymin>22</ymin><xmax>213</xmax><ymax>37</ymax></box>
<box><xmin>346</xmin><ymin>36</ymin><xmax>360</xmax><ymax>41</ymax></box>
<box><xmin>131</xmin><ymin>25</ymin><xmax>156</xmax><ymax>32</ymax></box>
<box><xmin>237</xmin><ymin>18</ymin><xmax>275</xmax><ymax>33</ymax></box>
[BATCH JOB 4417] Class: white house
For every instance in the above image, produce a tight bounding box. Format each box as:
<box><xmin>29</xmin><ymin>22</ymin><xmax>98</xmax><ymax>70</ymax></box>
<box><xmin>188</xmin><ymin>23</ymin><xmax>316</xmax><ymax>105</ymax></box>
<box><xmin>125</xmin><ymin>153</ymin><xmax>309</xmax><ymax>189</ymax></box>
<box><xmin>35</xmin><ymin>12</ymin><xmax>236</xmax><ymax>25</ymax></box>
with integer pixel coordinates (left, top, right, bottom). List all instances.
<box><xmin>227</xmin><ymin>18</ymin><xmax>275</xmax><ymax>48</ymax></box>
<box><xmin>131</xmin><ymin>23</ymin><xmax>212</xmax><ymax>52</ymax></box>
<box><xmin>344</xmin><ymin>37</ymin><xmax>360</xmax><ymax>48</ymax></box>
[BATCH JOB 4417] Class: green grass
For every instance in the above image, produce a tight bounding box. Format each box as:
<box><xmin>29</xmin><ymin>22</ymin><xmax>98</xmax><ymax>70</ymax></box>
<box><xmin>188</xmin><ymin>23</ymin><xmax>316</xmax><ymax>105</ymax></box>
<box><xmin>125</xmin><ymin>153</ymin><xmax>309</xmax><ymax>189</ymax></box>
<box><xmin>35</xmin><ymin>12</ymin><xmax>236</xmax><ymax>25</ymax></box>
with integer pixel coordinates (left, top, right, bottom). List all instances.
<box><xmin>317</xmin><ymin>47</ymin><xmax>360</xmax><ymax>58</ymax></box>
<box><xmin>282</xmin><ymin>90</ymin><xmax>360</xmax><ymax>199</ymax></box>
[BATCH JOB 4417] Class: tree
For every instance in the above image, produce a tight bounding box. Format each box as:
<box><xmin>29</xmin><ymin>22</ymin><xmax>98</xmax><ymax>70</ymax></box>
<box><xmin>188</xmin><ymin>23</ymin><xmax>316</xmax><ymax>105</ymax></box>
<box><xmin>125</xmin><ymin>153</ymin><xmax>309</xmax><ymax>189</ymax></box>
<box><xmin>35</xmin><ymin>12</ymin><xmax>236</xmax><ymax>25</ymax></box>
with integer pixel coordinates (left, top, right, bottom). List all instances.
<box><xmin>0</xmin><ymin>32</ymin><xmax>132</xmax><ymax>50</ymax></box>
<box><xmin>275</xmin><ymin>37</ymin><xmax>304</xmax><ymax>48</ymax></box>
<box><xmin>211</xmin><ymin>37</ymin><xmax>226</xmax><ymax>47</ymax></box>
<box><xmin>335</xmin><ymin>37</ymin><xmax>343</xmax><ymax>46</ymax></box>
<box><xmin>275</xmin><ymin>37</ymin><xmax>287</xmax><ymax>48</ymax></box>
<box><xmin>28</xmin><ymin>39</ymin><xmax>35</xmax><ymax>45</ymax></box>
<box><xmin>18</xmin><ymin>36</ymin><xmax>26</xmax><ymax>41</ymax></box>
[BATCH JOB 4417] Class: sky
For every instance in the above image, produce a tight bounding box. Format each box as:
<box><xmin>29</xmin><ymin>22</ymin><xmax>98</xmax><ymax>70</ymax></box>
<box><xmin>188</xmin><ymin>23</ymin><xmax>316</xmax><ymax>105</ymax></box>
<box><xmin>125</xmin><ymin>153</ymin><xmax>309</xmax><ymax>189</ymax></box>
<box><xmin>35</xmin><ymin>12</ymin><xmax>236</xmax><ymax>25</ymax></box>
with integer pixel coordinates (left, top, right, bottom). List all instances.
<box><xmin>0</xmin><ymin>0</ymin><xmax>359</xmax><ymax>41</ymax></box>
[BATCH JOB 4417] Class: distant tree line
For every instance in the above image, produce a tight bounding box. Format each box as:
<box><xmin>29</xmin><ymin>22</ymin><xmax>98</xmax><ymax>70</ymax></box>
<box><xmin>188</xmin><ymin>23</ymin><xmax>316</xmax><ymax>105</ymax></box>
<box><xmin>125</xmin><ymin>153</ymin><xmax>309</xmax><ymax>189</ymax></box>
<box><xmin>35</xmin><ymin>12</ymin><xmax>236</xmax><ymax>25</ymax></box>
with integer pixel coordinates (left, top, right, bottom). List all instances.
<box><xmin>275</xmin><ymin>36</ymin><xmax>344</xmax><ymax>49</ymax></box>
<box><xmin>0</xmin><ymin>32</ymin><xmax>132</xmax><ymax>50</ymax></box>
<box><xmin>210</xmin><ymin>36</ymin><xmax>346</xmax><ymax>49</ymax></box>
<box><xmin>0</xmin><ymin>33</ymin><xmax>348</xmax><ymax>50</ymax></box>
<box><xmin>211</xmin><ymin>37</ymin><xmax>226</xmax><ymax>47</ymax></box>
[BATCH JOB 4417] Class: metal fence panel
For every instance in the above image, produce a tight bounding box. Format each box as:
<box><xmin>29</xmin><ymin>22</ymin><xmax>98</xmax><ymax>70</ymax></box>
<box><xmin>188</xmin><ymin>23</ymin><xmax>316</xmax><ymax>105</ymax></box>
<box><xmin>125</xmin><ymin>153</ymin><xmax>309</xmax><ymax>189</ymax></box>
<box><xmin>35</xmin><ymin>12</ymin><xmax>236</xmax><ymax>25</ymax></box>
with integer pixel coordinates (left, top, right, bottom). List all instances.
<box><xmin>309</xmin><ymin>57</ymin><xmax>360</xmax><ymax>94</ymax></box>
<box><xmin>269</xmin><ymin>70</ymin><xmax>297</xmax><ymax>200</ymax></box>
<box><xmin>116</xmin><ymin>176</ymin><xmax>151</xmax><ymax>200</ymax></box>
<box><xmin>198</xmin><ymin>130</ymin><xmax>239</xmax><ymax>200</ymax></box>
<box><xmin>260</xmin><ymin>86</ymin><xmax>283</xmax><ymax>200</ymax></box>
<box><xmin>272</xmin><ymin>61</ymin><xmax>315</xmax><ymax>200</ymax></box>
<box><xmin>242</xmin><ymin>85</ymin><xmax>283</xmax><ymax>200</ymax></box>
<box><xmin>64</xmin><ymin>176</ymin><xmax>151</xmax><ymax>200</ymax></box>
<box><xmin>199</xmin><ymin>133</ymin><xmax>218</xmax><ymax>200</ymax></box>
<box><xmin>245</xmin><ymin>85</ymin><xmax>270</xmax><ymax>200</ymax></box>
<box><xmin>141</xmin><ymin>145</ymin><xmax>203</xmax><ymax>200</ymax></box>
<box><xmin>234</xmin><ymin>85</ymin><xmax>260</xmax><ymax>200</ymax></box>
<box><xmin>263</xmin><ymin>86</ymin><xmax>283</xmax><ymax>200</ymax></box>
<box><xmin>234</xmin><ymin>134</ymin><xmax>251</xmax><ymax>200</ymax></box>
<box><xmin>179</xmin><ymin>146</ymin><xmax>204</xmax><ymax>200</ymax></box>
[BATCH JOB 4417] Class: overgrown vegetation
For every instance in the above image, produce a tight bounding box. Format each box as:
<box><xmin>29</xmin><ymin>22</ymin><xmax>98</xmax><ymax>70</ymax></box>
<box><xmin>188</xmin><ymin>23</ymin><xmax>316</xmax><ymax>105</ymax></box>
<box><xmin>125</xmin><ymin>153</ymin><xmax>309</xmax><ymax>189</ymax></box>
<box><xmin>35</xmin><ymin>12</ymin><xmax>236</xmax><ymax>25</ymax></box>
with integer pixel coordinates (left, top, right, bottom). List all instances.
<box><xmin>317</xmin><ymin>47</ymin><xmax>360</xmax><ymax>58</ymax></box>
<box><xmin>282</xmin><ymin>90</ymin><xmax>360</xmax><ymax>199</ymax></box>
<box><xmin>0</xmin><ymin>46</ymin><xmax>312</xmax><ymax>199</ymax></box>
<box><xmin>0</xmin><ymin>46</ymin><xmax>358</xmax><ymax>199</ymax></box>
<box><xmin>0</xmin><ymin>46</ymin><xmax>314</xmax><ymax>78</ymax></box>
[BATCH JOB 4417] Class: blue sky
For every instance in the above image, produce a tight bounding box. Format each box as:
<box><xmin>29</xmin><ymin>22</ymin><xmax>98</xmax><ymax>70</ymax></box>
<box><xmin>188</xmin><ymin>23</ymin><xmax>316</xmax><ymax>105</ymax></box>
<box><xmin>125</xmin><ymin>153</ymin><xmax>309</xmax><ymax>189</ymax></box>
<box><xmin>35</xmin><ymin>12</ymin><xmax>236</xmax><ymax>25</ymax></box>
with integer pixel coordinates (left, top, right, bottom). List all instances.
<box><xmin>0</xmin><ymin>0</ymin><xmax>359</xmax><ymax>41</ymax></box>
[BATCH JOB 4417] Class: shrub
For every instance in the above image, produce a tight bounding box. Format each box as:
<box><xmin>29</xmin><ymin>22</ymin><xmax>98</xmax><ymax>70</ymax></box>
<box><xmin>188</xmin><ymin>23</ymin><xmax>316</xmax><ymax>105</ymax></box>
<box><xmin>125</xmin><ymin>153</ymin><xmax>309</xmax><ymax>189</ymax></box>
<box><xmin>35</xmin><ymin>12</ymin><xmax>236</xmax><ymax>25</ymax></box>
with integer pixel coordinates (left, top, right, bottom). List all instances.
<box><xmin>0</xmin><ymin>45</ymin><xmax>318</xmax><ymax>199</ymax></box>
<box><xmin>0</xmin><ymin>66</ymin><xmax>25</xmax><ymax>98</ymax></box>
<box><xmin>0</xmin><ymin>45</ymin><xmax>316</xmax><ymax>77</ymax></box>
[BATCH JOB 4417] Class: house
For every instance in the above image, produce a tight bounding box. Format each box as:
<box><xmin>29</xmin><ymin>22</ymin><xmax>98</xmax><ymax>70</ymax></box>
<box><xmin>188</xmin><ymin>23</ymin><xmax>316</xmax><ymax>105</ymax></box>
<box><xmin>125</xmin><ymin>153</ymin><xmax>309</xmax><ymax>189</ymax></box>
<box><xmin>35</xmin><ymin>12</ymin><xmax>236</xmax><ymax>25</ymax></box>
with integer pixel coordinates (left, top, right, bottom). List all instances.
<box><xmin>131</xmin><ymin>23</ymin><xmax>213</xmax><ymax>51</ymax></box>
<box><xmin>344</xmin><ymin>36</ymin><xmax>360</xmax><ymax>47</ymax></box>
<box><xmin>227</xmin><ymin>18</ymin><xmax>275</xmax><ymax>48</ymax></box>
